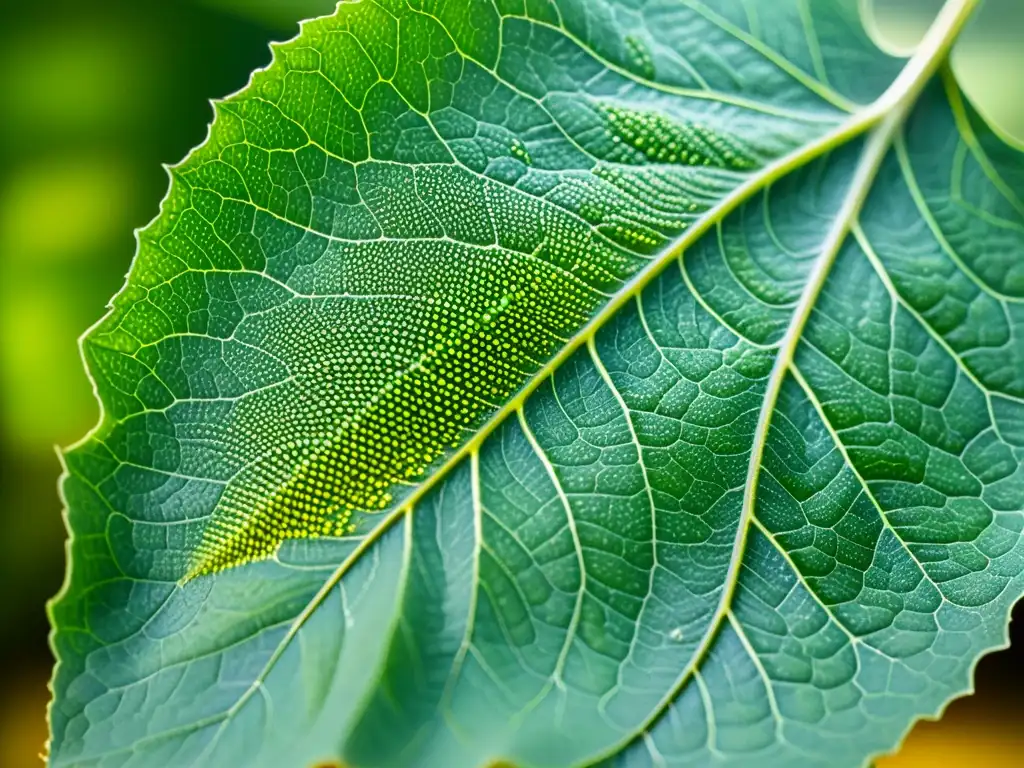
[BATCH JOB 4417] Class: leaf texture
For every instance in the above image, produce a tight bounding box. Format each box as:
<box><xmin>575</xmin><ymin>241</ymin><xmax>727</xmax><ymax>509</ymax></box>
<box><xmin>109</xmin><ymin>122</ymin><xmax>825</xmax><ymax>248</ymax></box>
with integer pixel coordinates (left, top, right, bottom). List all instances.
<box><xmin>48</xmin><ymin>1</ymin><xmax>1024</xmax><ymax>767</ymax></box>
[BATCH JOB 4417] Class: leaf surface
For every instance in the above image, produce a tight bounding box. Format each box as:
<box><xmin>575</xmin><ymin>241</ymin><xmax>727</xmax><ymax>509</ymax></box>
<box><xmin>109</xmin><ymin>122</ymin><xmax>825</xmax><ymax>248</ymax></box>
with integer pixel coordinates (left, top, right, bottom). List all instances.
<box><xmin>49</xmin><ymin>1</ymin><xmax>1024</xmax><ymax>766</ymax></box>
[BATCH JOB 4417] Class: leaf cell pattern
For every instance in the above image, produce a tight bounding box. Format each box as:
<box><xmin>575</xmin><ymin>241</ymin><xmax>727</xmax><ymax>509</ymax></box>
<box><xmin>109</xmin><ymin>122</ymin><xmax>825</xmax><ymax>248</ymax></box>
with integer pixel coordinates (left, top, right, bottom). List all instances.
<box><xmin>48</xmin><ymin>2</ymin><xmax>1024</xmax><ymax>768</ymax></box>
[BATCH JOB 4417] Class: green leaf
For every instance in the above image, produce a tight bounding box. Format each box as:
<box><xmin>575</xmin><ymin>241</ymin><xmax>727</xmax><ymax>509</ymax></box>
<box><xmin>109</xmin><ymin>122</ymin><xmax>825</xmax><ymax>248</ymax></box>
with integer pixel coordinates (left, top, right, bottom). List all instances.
<box><xmin>48</xmin><ymin>1</ymin><xmax>1024</xmax><ymax>766</ymax></box>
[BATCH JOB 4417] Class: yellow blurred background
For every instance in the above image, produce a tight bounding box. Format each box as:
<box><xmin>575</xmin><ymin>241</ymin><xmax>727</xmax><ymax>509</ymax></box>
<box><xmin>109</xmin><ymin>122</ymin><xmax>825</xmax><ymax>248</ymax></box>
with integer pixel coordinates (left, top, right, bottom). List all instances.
<box><xmin>0</xmin><ymin>1</ymin><xmax>1020</xmax><ymax>765</ymax></box>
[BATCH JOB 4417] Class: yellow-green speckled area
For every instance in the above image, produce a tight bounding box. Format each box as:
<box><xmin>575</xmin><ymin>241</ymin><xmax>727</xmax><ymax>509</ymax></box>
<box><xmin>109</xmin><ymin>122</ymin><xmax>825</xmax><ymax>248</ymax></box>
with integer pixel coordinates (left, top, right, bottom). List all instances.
<box><xmin>67</xmin><ymin>0</ymin><xmax>826</xmax><ymax>577</ymax></box>
<box><xmin>601</xmin><ymin>105</ymin><xmax>759</xmax><ymax>168</ymax></box>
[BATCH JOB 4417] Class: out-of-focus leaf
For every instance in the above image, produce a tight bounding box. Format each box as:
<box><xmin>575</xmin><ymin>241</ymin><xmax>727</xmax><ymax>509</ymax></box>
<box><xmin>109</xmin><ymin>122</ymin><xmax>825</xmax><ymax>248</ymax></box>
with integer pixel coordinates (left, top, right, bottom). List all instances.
<box><xmin>0</xmin><ymin>158</ymin><xmax>135</xmax><ymax>451</ymax></box>
<box><xmin>194</xmin><ymin>0</ymin><xmax>338</xmax><ymax>28</ymax></box>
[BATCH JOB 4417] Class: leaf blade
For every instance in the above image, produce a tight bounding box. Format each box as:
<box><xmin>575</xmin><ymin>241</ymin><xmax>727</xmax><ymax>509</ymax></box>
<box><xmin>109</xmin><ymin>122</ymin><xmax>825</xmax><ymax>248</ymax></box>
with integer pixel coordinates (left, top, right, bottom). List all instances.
<box><xmin>49</xmin><ymin>2</ymin><xmax>1024</xmax><ymax>767</ymax></box>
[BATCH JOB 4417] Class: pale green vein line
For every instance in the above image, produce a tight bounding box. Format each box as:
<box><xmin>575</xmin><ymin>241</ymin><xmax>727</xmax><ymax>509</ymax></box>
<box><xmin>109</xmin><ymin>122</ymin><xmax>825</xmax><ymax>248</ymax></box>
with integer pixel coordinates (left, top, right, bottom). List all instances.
<box><xmin>726</xmin><ymin>610</ymin><xmax>782</xmax><ymax>743</ymax></box>
<box><xmin>635</xmin><ymin>293</ymin><xmax>689</xmax><ymax>383</ymax></box>
<box><xmin>643</xmin><ymin>732</ymin><xmax>669</xmax><ymax>768</ymax></box>
<box><xmin>53</xmin><ymin>710</ymin><xmax>228</xmax><ymax>767</ymax></box>
<box><xmin>748</xmin><ymin>516</ymin><xmax>862</xmax><ymax>650</ymax></box>
<box><xmin>787</xmin><ymin>363</ymin><xmax>937</xmax><ymax>587</ymax></box>
<box><xmin>951</xmin><ymin>134</ymin><xmax>968</xmax><ymax>200</ymax></box>
<box><xmin>197</xmin><ymin>514</ymin><xmax>412</xmax><ymax>763</ymax></box>
<box><xmin>693</xmin><ymin>669</ymin><xmax>722</xmax><ymax>759</ymax></box>
<box><xmin>400</xmin><ymin>3</ymin><xmax>616</xmax><ymax>165</ymax></box>
<box><xmin>440</xmin><ymin>449</ymin><xmax>484</xmax><ymax>739</ymax></box>
<box><xmin>676</xmin><ymin>231</ymin><xmax>779</xmax><ymax>351</ymax></box>
<box><xmin>853</xmin><ymin>221</ymin><xmax>1017</xmax><ymax>442</ymax></box>
<box><xmin>763</xmin><ymin>185</ymin><xmax>812</xmax><ymax>264</ymax></box>
<box><xmin>105</xmin><ymin>462</ymin><xmax>229</xmax><ymax>487</ymax></box>
<box><xmin>684</xmin><ymin>0</ymin><xmax>857</xmax><ymax>111</ymax></box>
<box><xmin>716</xmin><ymin>218</ymin><xmax>798</xmax><ymax>313</ymax></box>
<box><xmin>466</xmin><ymin>644</ymin><xmax>518</xmax><ymax>701</ymax></box>
<box><xmin>742</xmin><ymin>0</ymin><xmax>762</xmax><ymax>39</ymax></box>
<box><xmin>893</xmin><ymin>134</ymin><xmax>1024</xmax><ymax>305</ymax></box>
<box><xmin>343</xmin><ymin>506</ymin><xmax>420</xmax><ymax>740</ymax></box>
<box><xmin>942</xmin><ymin>66</ymin><xmax>1024</xmax><ymax>217</ymax></box>
<box><xmin>799</xmin><ymin>0</ymin><xmax>830</xmax><ymax>86</ymax></box>
<box><xmin>517</xmin><ymin>407</ymin><xmax>586</xmax><ymax>700</ymax></box>
<box><xmin>475</xmin><ymin>535</ymin><xmax>551</xmax><ymax>675</ymax></box>
<box><xmin>587</xmin><ymin>334</ymin><xmax>666</xmax><ymax>706</ymax></box>
<box><xmin>956</xmin><ymin>199</ymin><xmax>1024</xmax><ymax>234</ymax></box>
<box><xmin>652</xmin><ymin>34</ymin><xmax>712</xmax><ymax>92</ymax></box>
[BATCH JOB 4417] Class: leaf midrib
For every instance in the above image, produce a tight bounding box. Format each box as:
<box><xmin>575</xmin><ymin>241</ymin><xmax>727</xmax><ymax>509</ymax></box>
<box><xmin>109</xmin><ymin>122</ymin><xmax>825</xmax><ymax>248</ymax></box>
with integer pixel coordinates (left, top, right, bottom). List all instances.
<box><xmin>120</xmin><ymin>0</ymin><xmax>982</xmax><ymax>760</ymax></box>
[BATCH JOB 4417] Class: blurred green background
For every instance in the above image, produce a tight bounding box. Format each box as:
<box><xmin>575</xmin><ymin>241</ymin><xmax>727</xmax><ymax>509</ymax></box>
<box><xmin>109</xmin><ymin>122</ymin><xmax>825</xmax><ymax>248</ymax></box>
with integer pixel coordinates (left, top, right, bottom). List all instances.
<box><xmin>0</xmin><ymin>1</ymin><xmax>1020</xmax><ymax>765</ymax></box>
